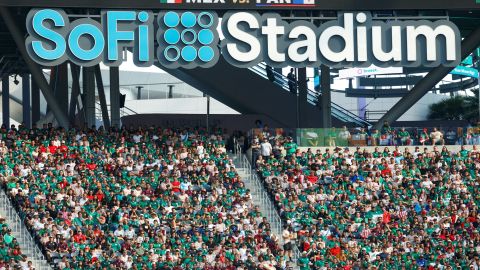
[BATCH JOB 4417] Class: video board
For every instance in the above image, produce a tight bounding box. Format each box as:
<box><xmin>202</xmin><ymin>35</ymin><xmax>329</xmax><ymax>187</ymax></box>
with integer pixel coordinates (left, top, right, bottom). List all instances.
<box><xmin>2</xmin><ymin>0</ymin><xmax>480</xmax><ymax>10</ymax></box>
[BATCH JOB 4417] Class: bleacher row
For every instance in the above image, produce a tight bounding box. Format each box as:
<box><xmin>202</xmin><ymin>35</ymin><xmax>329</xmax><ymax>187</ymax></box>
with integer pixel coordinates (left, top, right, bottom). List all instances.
<box><xmin>250</xmin><ymin>129</ymin><xmax>480</xmax><ymax>270</ymax></box>
<box><xmin>0</xmin><ymin>126</ymin><xmax>289</xmax><ymax>270</ymax></box>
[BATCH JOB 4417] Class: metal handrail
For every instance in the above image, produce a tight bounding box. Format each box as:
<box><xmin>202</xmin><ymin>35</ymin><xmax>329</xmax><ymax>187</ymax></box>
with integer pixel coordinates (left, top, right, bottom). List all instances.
<box><xmin>0</xmin><ymin>189</ymin><xmax>51</xmax><ymax>270</ymax></box>
<box><xmin>95</xmin><ymin>101</ymin><xmax>137</xmax><ymax>118</ymax></box>
<box><xmin>233</xmin><ymin>140</ymin><xmax>300</xmax><ymax>264</ymax></box>
<box><xmin>248</xmin><ymin>63</ymin><xmax>371</xmax><ymax>127</ymax></box>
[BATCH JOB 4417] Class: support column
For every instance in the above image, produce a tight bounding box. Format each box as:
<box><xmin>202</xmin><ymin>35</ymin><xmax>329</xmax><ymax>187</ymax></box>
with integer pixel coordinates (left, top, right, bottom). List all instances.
<box><xmin>168</xmin><ymin>85</ymin><xmax>174</xmax><ymax>99</ymax></box>
<box><xmin>2</xmin><ymin>75</ymin><xmax>9</xmax><ymax>127</ymax></box>
<box><xmin>355</xmin><ymin>78</ymin><xmax>367</xmax><ymax>120</ymax></box>
<box><xmin>0</xmin><ymin>7</ymin><xmax>69</xmax><ymax>128</ymax></box>
<box><xmin>22</xmin><ymin>74</ymin><xmax>31</xmax><ymax>128</ymax></box>
<box><xmin>110</xmin><ymin>67</ymin><xmax>120</xmax><ymax>128</ymax></box>
<box><xmin>54</xmin><ymin>63</ymin><xmax>69</xmax><ymax>116</ymax></box>
<box><xmin>298</xmin><ymin>68</ymin><xmax>308</xmax><ymax>127</ymax></box>
<box><xmin>321</xmin><ymin>65</ymin><xmax>332</xmax><ymax>128</ymax></box>
<box><xmin>83</xmin><ymin>67</ymin><xmax>96</xmax><ymax>128</ymax></box>
<box><xmin>136</xmin><ymin>86</ymin><xmax>143</xmax><ymax>100</ymax></box>
<box><xmin>69</xmin><ymin>64</ymin><xmax>81</xmax><ymax>122</ymax></box>
<box><xmin>206</xmin><ymin>95</ymin><xmax>210</xmax><ymax>132</ymax></box>
<box><xmin>373</xmin><ymin>26</ymin><xmax>480</xmax><ymax>130</ymax></box>
<box><xmin>31</xmin><ymin>79</ymin><xmax>40</xmax><ymax>124</ymax></box>
<box><xmin>94</xmin><ymin>65</ymin><xmax>111</xmax><ymax>129</ymax></box>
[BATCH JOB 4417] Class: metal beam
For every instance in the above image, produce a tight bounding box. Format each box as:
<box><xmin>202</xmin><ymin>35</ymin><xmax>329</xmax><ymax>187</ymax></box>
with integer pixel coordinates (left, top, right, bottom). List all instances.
<box><xmin>2</xmin><ymin>75</ymin><xmax>9</xmax><ymax>127</ymax></box>
<box><xmin>168</xmin><ymin>85</ymin><xmax>174</xmax><ymax>99</ymax></box>
<box><xmin>136</xmin><ymin>86</ymin><xmax>143</xmax><ymax>100</ymax></box>
<box><xmin>69</xmin><ymin>63</ymin><xmax>81</xmax><ymax>123</ymax></box>
<box><xmin>54</xmin><ymin>63</ymin><xmax>69</xmax><ymax>116</ymax></box>
<box><xmin>297</xmin><ymin>68</ymin><xmax>308</xmax><ymax>127</ymax></box>
<box><xmin>94</xmin><ymin>65</ymin><xmax>111</xmax><ymax>129</ymax></box>
<box><xmin>321</xmin><ymin>65</ymin><xmax>332</xmax><ymax>128</ymax></box>
<box><xmin>31</xmin><ymin>79</ymin><xmax>40</xmax><ymax>124</ymax></box>
<box><xmin>83</xmin><ymin>66</ymin><xmax>96</xmax><ymax>128</ymax></box>
<box><xmin>0</xmin><ymin>7</ymin><xmax>70</xmax><ymax>128</ymax></box>
<box><xmin>109</xmin><ymin>67</ymin><xmax>120</xmax><ymax>128</ymax></box>
<box><xmin>22</xmin><ymin>74</ymin><xmax>31</xmax><ymax>128</ymax></box>
<box><xmin>373</xmin><ymin>26</ymin><xmax>480</xmax><ymax>130</ymax></box>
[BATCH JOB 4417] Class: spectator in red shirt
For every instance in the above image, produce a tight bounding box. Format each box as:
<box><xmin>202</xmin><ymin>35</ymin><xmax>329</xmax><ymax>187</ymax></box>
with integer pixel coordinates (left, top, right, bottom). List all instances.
<box><xmin>73</xmin><ymin>231</ymin><xmax>86</xmax><ymax>243</ymax></box>
<box><xmin>330</xmin><ymin>244</ymin><xmax>341</xmax><ymax>256</ymax></box>
<box><xmin>306</xmin><ymin>171</ymin><xmax>318</xmax><ymax>184</ymax></box>
<box><xmin>171</xmin><ymin>178</ymin><xmax>181</xmax><ymax>193</ymax></box>
<box><xmin>48</xmin><ymin>142</ymin><xmax>58</xmax><ymax>154</ymax></box>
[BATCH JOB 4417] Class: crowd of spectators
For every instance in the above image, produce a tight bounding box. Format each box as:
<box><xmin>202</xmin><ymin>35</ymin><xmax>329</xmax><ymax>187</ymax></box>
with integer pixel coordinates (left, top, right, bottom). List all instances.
<box><xmin>0</xmin><ymin>124</ymin><xmax>289</xmax><ymax>270</ymax></box>
<box><xmin>252</xmin><ymin>128</ymin><xmax>480</xmax><ymax>269</ymax></box>
<box><xmin>0</xmin><ymin>215</ymin><xmax>33</xmax><ymax>270</ymax></box>
<box><xmin>298</xmin><ymin>122</ymin><xmax>480</xmax><ymax>147</ymax></box>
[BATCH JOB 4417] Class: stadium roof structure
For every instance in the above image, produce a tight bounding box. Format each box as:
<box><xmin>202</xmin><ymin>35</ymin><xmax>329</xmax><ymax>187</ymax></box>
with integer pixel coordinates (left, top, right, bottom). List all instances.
<box><xmin>0</xmin><ymin>2</ymin><xmax>480</xmax><ymax>129</ymax></box>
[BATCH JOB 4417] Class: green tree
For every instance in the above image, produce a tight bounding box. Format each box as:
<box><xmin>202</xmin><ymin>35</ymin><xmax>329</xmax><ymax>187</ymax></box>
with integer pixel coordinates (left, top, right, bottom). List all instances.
<box><xmin>428</xmin><ymin>90</ymin><xmax>479</xmax><ymax>121</ymax></box>
<box><xmin>428</xmin><ymin>96</ymin><xmax>467</xmax><ymax>120</ymax></box>
<box><xmin>463</xmin><ymin>89</ymin><xmax>479</xmax><ymax>121</ymax></box>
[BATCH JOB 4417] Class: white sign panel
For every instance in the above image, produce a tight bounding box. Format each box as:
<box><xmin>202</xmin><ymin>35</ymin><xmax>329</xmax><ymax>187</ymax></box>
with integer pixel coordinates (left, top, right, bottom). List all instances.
<box><xmin>338</xmin><ymin>66</ymin><xmax>404</xmax><ymax>79</ymax></box>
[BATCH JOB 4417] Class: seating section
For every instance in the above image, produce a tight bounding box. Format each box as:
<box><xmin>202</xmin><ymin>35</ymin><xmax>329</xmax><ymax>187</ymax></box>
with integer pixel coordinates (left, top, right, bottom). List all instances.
<box><xmin>0</xmin><ymin>127</ymin><xmax>285</xmax><ymax>269</ymax></box>
<box><xmin>254</xmin><ymin>132</ymin><xmax>480</xmax><ymax>269</ymax></box>
<box><xmin>0</xmin><ymin>216</ymin><xmax>32</xmax><ymax>269</ymax></box>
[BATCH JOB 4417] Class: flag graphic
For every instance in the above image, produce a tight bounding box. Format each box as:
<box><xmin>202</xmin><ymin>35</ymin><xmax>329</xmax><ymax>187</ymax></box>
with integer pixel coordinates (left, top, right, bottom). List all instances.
<box><xmin>256</xmin><ymin>0</ymin><xmax>315</xmax><ymax>7</ymax></box>
<box><xmin>160</xmin><ymin>0</ymin><xmax>182</xmax><ymax>3</ymax></box>
<box><xmin>292</xmin><ymin>0</ymin><xmax>314</xmax><ymax>4</ymax></box>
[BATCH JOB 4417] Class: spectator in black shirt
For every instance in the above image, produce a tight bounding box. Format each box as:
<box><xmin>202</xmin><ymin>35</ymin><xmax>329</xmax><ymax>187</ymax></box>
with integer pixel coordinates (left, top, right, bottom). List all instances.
<box><xmin>287</xmin><ymin>68</ymin><xmax>297</xmax><ymax>94</ymax></box>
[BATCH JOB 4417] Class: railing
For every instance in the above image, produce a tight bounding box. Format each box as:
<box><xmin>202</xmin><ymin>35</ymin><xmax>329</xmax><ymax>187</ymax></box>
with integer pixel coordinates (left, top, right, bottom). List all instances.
<box><xmin>95</xmin><ymin>102</ymin><xmax>138</xmax><ymax>120</ymax></box>
<box><xmin>233</xmin><ymin>139</ymin><xmax>300</xmax><ymax>263</ymax></box>
<box><xmin>248</xmin><ymin>62</ymin><xmax>371</xmax><ymax>127</ymax></box>
<box><xmin>365</xmin><ymin>110</ymin><xmax>389</xmax><ymax>122</ymax></box>
<box><xmin>0</xmin><ymin>189</ymin><xmax>51</xmax><ymax>270</ymax></box>
<box><xmin>233</xmin><ymin>143</ymin><xmax>282</xmax><ymax>237</ymax></box>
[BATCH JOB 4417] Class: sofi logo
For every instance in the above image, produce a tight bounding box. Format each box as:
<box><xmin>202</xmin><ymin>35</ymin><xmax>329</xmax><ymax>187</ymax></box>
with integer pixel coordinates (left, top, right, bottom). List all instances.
<box><xmin>25</xmin><ymin>9</ymin><xmax>461</xmax><ymax>69</ymax></box>
<box><xmin>157</xmin><ymin>11</ymin><xmax>219</xmax><ymax>68</ymax></box>
<box><xmin>26</xmin><ymin>9</ymin><xmax>219</xmax><ymax>68</ymax></box>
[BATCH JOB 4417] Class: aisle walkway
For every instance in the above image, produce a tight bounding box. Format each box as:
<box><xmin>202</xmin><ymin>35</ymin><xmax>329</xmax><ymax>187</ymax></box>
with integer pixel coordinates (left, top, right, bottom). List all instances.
<box><xmin>0</xmin><ymin>189</ymin><xmax>51</xmax><ymax>270</ymax></box>
<box><xmin>231</xmin><ymin>151</ymin><xmax>300</xmax><ymax>269</ymax></box>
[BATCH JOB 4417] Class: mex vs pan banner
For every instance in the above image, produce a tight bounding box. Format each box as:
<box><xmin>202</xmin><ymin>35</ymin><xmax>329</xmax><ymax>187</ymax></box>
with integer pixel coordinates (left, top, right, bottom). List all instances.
<box><xmin>25</xmin><ymin>9</ymin><xmax>462</xmax><ymax>69</ymax></box>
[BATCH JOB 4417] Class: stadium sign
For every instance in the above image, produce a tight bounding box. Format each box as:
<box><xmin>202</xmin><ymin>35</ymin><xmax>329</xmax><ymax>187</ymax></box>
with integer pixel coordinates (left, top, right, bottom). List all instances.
<box><xmin>450</xmin><ymin>66</ymin><xmax>479</xmax><ymax>79</ymax></box>
<box><xmin>25</xmin><ymin>9</ymin><xmax>462</xmax><ymax>69</ymax></box>
<box><xmin>337</xmin><ymin>66</ymin><xmax>403</xmax><ymax>79</ymax></box>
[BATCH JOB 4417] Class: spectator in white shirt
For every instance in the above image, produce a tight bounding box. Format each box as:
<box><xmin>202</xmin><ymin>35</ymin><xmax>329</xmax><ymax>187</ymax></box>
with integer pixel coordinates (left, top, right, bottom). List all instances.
<box><xmin>260</xmin><ymin>139</ymin><xmax>272</xmax><ymax>159</ymax></box>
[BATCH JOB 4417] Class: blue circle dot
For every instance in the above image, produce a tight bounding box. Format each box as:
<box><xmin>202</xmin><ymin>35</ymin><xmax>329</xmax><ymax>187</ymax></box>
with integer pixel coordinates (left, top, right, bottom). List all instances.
<box><xmin>164</xmin><ymin>12</ymin><xmax>179</xmax><ymax>27</ymax></box>
<box><xmin>198</xmin><ymin>29</ymin><xmax>214</xmax><ymax>45</ymax></box>
<box><xmin>164</xmin><ymin>29</ymin><xmax>180</xmax><ymax>45</ymax></box>
<box><xmin>181</xmin><ymin>46</ymin><xmax>197</xmax><ymax>62</ymax></box>
<box><xmin>138</xmin><ymin>11</ymin><xmax>149</xmax><ymax>23</ymax></box>
<box><xmin>164</xmin><ymin>46</ymin><xmax>180</xmax><ymax>62</ymax></box>
<box><xmin>181</xmin><ymin>29</ymin><xmax>197</xmax><ymax>45</ymax></box>
<box><xmin>198</xmin><ymin>12</ymin><xmax>214</xmax><ymax>28</ymax></box>
<box><xmin>198</xmin><ymin>46</ymin><xmax>214</xmax><ymax>62</ymax></box>
<box><xmin>181</xmin><ymin>12</ymin><xmax>197</xmax><ymax>28</ymax></box>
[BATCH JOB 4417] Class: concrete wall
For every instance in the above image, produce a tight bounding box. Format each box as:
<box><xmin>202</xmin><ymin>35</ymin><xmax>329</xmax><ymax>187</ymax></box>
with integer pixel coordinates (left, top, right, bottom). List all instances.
<box><xmin>124</xmin><ymin>97</ymin><xmax>239</xmax><ymax>115</ymax></box>
<box><xmin>121</xmin><ymin>114</ymin><xmax>284</xmax><ymax>133</ymax></box>
<box><xmin>331</xmin><ymin>91</ymin><xmax>447</xmax><ymax>122</ymax></box>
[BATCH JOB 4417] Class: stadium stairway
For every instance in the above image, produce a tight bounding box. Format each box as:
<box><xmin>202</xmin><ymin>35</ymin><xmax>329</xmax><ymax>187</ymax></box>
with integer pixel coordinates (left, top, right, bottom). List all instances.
<box><xmin>0</xmin><ymin>189</ymin><xmax>52</xmax><ymax>270</ymax></box>
<box><xmin>158</xmin><ymin>59</ymin><xmax>371</xmax><ymax>128</ymax></box>
<box><xmin>230</xmin><ymin>150</ymin><xmax>300</xmax><ymax>268</ymax></box>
